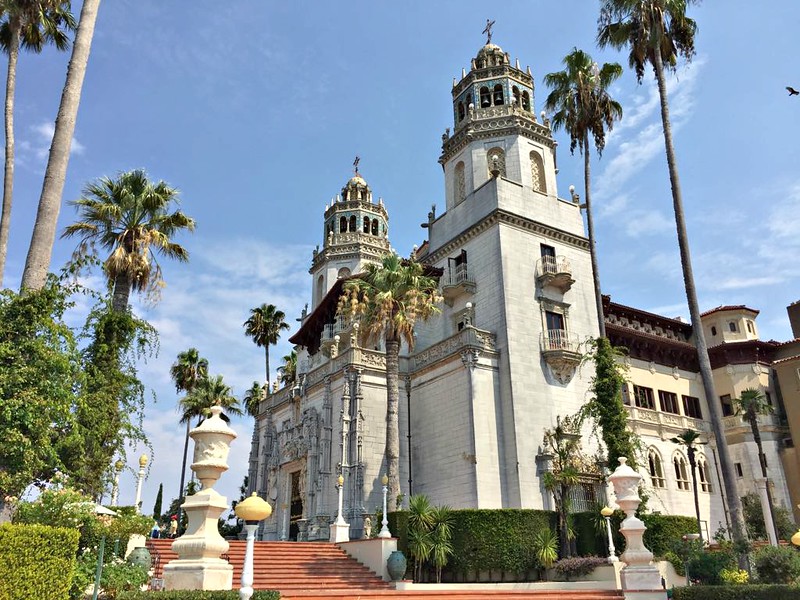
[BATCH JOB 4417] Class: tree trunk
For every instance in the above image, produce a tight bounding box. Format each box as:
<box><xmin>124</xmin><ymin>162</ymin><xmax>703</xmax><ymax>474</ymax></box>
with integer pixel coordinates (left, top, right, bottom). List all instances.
<box><xmin>583</xmin><ymin>136</ymin><xmax>605</xmax><ymax>337</ymax></box>
<box><xmin>0</xmin><ymin>27</ymin><xmax>19</xmax><ymax>288</ymax></box>
<box><xmin>688</xmin><ymin>448</ymin><xmax>703</xmax><ymax>542</ymax></box>
<box><xmin>385</xmin><ymin>338</ymin><xmax>401</xmax><ymax>504</ymax></box>
<box><xmin>265</xmin><ymin>345</ymin><xmax>270</xmax><ymax>393</ymax></box>
<box><xmin>111</xmin><ymin>272</ymin><xmax>131</xmax><ymax>313</ymax></box>
<box><xmin>652</xmin><ymin>51</ymin><xmax>746</xmax><ymax>545</ymax></box>
<box><xmin>750</xmin><ymin>417</ymin><xmax>780</xmax><ymax>542</ymax></box>
<box><xmin>20</xmin><ymin>0</ymin><xmax>101</xmax><ymax>291</ymax></box>
<box><xmin>176</xmin><ymin>420</ymin><xmax>190</xmax><ymax>534</ymax></box>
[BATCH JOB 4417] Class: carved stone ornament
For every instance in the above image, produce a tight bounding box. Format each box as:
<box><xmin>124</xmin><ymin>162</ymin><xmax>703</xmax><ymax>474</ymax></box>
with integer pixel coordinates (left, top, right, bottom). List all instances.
<box><xmin>544</xmin><ymin>353</ymin><xmax>579</xmax><ymax>384</ymax></box>
<box><xmin>190</xmin><ymin>405</ymin><xmax>238</xmax><ymax>490</ymax></box>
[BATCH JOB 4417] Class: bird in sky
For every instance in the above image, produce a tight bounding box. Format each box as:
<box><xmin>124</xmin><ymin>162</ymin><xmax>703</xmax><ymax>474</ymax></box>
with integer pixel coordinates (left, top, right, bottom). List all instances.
<box><xmin>787</xmin><ymin>86</ymin><xmax>799</xmax><ymax>96</ymax></box>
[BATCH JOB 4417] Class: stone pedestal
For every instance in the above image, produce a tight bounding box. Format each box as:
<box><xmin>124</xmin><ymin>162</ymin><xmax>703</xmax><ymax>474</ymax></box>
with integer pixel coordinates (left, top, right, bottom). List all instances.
<box><xmin>164</xmin><ymin>406</ymin><xmax>237</xmax><ymax>591</ymax></box>
<box><xmin>609</xmin><ymin>458</ymin><xmax>666</xmax><ymax>600</ymax></box>
<box><xmin>330</xmin><ymin>520</ymin><xmax>351</xmax><ymax>543</ymax></box>
<box><xmin>755</xmin><ymin>478</ymin><xmax>778</xmax><ymax>546</ymax></box>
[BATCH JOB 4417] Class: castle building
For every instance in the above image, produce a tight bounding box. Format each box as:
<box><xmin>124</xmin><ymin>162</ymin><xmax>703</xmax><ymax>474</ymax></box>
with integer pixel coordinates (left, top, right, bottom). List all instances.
<box><xmin>247</xmin><ymin>39</ymin><xmax>795</xmax><ymax>542</ymax></box>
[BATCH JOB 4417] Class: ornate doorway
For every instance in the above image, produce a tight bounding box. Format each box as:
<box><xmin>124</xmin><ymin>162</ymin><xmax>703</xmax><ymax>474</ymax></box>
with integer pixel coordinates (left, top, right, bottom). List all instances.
<box><xmin>289</xmin><ymin>470</ymin><xmax>303</xmax><ymax>541</ymax></box>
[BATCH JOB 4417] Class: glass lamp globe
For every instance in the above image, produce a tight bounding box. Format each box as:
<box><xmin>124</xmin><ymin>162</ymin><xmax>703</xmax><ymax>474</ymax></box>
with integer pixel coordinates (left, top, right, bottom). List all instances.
<box><xmin>381</xmin><ymin>474</ymin><xmax>389</xmax><ymax>486</ymax></box>
<box><xmin>138</xmin><ymin>454</ymin><xmax>149</xmax><ymax>468</ymax></box>
<box><xmin>235</xmin><ymin>492</ymin><xmax>272</xmax><ymax>523</ymax></box>
<box><xmin>601</xmin><ymin>506</ymin><xmax>614</xmax><ymax>518</ymax></box>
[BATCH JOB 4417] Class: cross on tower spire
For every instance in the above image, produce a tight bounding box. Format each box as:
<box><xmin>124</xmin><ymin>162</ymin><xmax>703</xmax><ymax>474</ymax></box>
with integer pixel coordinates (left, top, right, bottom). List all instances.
<box><xmin>353</xmin><ymin>155</ymin><xmax>360</xmax><ymax>174</ymax></box>
<box><xmin>482</xmin><ymin>19</ymin><xmax>495</xmax><ymax>44</ymax></box>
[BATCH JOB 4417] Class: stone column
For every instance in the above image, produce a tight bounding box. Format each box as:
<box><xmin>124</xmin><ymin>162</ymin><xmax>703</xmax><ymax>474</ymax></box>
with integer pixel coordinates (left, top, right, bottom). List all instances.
<box><xmin>609</xmin><ymin>458</ymin><xmax>666</xmax><ymax>600</ymax></box>
<box><xmin>755</xmin><ymin>478</ymin><xmax>778</xmax><ymax>546</ymax></box>
<box><xmin>164</xmin><ymin>405</ymin><xmax>237</xmax><ymax>591</ymax></box>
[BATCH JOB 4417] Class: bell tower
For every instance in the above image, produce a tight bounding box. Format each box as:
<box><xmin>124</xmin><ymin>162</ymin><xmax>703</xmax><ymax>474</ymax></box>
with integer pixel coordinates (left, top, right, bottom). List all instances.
<box><xmin>309</xmin><ymin>162</ymin><xmax>390</xmax><ymax>308</ymax></box>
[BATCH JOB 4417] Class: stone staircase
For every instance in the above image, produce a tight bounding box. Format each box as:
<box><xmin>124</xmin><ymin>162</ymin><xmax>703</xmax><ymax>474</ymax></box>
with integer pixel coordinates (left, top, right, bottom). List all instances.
<box><xmin>146</xmin><ymin>539</ymin><xmax>624</xmax><ymax>600</ymax></box>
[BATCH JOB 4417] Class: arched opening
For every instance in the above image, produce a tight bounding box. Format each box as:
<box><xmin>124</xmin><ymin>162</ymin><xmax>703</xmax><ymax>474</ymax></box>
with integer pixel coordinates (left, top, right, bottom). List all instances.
<box><xmin>316</xmin><ymin>275</ymin><xmax>325</xmax><ymax>305</ymax></box>
<box><xmin>487</xmin><ymin>147</ymin><xmax>506</xmax><ymax>178</ymax></box>
<box><xmin>339</xmin><ymin>216</ymin><xmax>347</xmax><ymax>233</ymax></box>
<box><xmin>673</xmin><ymin>454</ymin><xmax>690</xmax><ymax>490</ymax></box>
<box><xmin>371</xmin><ymin>219</ymin><xmax>379</xmax><ymax>236</ymax></box>
<box><xmin>337</xmin><ymin>267</ymin><xmax>351</xmax><ymax>280</ymax></box>
<box><xmin>647</xmin><ymin>448</ymin><xmax>666</xmax><ymax>488</ymax></box>
<box><xmin>363</xmin><ymin>217</ymin><xmax>370</xmax><ymax>234</ymax></box>
<box><xmin>479</xmin><ymin>86</ymin><xmax>491</xmax><ymax>108</ymax></box>
<box><xmin>493</xmin><ymin>84</ymin><xmax>504</xmax><ymax>106</ymax></box>
<box><xmin>511</xmin><ymin>86</ymin><xmax>521</xmax><ymax>107</ymax></box>
<box><xmin>530</xmin><ymin>151</ymin><xmax>547</xmax><ymax>193</ymax></box>
<box><xmin>522</xmin><ymin>90</ymin><xmax>531</xmax><ymax>111</ymax></box>
<box><xmin>697</xmin><ymin>457</ymin><xmax>712</xmax><ymax>492</ymax></box>
<box><xmin>458</xmin><ymin>101</ymin><xmax>465</xmax><ymax>122</ymax></box>
<box><xmin>349</xmin><ymin>215</ymin><xmax>357</xmax><ymax>232</ymax></box>
<box><xmin>455</xmin><ymin>161</ymin><xmax>466</xmax><ymax>203</ymax></box>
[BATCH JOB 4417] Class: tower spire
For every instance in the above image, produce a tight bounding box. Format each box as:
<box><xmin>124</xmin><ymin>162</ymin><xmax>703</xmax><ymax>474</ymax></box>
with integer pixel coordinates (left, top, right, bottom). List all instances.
<box><xmin>353</xmin><ymin>155</ymin><xmax>360</xmax><ymax>175</ymax></box>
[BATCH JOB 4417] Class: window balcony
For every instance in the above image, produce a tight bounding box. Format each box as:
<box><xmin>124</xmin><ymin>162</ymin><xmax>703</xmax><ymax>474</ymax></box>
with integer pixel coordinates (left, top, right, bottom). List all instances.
<box><xmin>540</xmin><ymin>329</ymin><xmax>581</xmax><ymax>384</ymax></box>
<box><xmin>441</xmin><ymin>263</ymin><xmax>476</xmax><ymax>306</ymax></box>
<box><xmin>625</xmin><ymin>405</ymin><xmax>710</xmax><ymax>437</ymax></box>
<box><xmin>721</xmin><ymin>413</ymin><xmax>782</xmax><ymax>432</ymax></box>
<box><xmin>536</xmin><ymin>255</ymin><xmax>574</xmax><ymax>293</ymax></box>
<box><xmin>320</xmin><ymin>317</ymin><xmax>354</xmax><ymax>354</ymax></box>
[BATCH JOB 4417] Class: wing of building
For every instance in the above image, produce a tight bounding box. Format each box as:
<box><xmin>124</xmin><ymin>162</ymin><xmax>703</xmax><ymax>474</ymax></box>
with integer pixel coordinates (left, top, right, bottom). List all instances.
<box><xmin>247</xmin><ymin>39</ymin><xmax>799</xmax><ymax>542</ymax></box>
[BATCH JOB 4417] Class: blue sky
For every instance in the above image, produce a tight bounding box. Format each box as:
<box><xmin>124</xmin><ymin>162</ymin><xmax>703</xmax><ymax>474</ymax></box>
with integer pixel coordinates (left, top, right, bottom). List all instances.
<box><xmin>7</xmin><ymin>1</ymin><xmax>800</xmax><ymax>511</ymax></box>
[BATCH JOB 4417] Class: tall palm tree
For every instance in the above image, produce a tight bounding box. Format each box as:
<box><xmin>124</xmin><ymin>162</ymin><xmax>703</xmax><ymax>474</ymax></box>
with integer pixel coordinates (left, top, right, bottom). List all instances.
<box><xmin>20</xmin><ymin>0</ymin><xmax>101</xmax><ymax>292</ymax></box>
<box><xmin>61</xmin><ymin>169</ymin><xmax>195</xmax><ymax>312</ymax></box>
<box><xmin>544</xmin><ymin>48</ymin><xmax>622</xmax><ymax>337</ymax></box>
<box><xmin>337</xmin><ymin>254</ymin><xmax>441</xmax><ymax>503</ymax></box>
<box><xmin>734</xmin><ymin>388</ymin><xmax>779</xmax><ymax>543</ymax></box>
<box><xmin>170</xmin><ymin>348</ymin><xmax>208</xmax><ymax>532</ymax></box>
<box><xmin>670</xmin><ymin>429</ymin><xmax>704</xmax><ymax>543</ymax></box>
<box><xmin>598</xmin><ymin>0</ymin><xmax>747</xmax><ymax>545</ymax></box>
<box><xmin>182</xmin><ymin>374</ymin><xmax>243</xmax><ymax>422</ymax></box>
<box><xmin>243</xmin><ymin>303</ymin><xmax>289</xmax><ymax>392</ymax></box>
<box><xmin>0</xmin><ymin>0</ymin><xmax>75</xmax><ymax>287</ymax></box>
<box><xmin>278</xmin><ymin>349</ymin><xmax>297</xmax><ymax>386</ymax></box>
<box><xmin>243</xmin><ymin>380</ymin><xmax>264</xmax><ymax>418</ymax></box>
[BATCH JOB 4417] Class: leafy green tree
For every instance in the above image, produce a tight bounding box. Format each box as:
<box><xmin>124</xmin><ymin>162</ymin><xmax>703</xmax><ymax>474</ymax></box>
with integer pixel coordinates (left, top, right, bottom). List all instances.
<box><xmin>542</xmin><ymin>416</ymin><xmax>582</xmax><ymax>558</ymax></box>
<box><xmin>243</xmin><ymin>303</ymin><xmax>289</xmax><ymax>391</ymax></box>
<box><xmin>735</xmin><ymin>388</ymin><xmax>780</xmax><ymax>542</ymax></box>
<box><xmin>338</xmin><ymin>254</ymin><xmax>441</xmax><ymax>502</ymax></box>
<box><xmin>0</xmin><ymin>0</ymin><xmax>75</xmax><ymax>286</ymax></box>
<box><xmin>62</xmin><ymin>169</ymin><xmax>195</xmax><ymax>312</ymax></box>
<box><xmin>278</xmin><ymin>349</ymin><xmax>298</xmax><ymax>386</ymax></box>
<box><xmin>544</xmin><ymin>48</ymin><xmax>622</xmax><ymax>336</ymax></box>
<box><xmin>670</xmin><ymin>429</ymin><xmax>704</xmax><ymax>542</ymax></box>
<box><xmin>0</xmin><ymin>280</ymin><xmax>81</xmax><ymax>499</ymax></box>
<box><xmin>21</xmin><ymin>0</ymin><xmax>102</xmax><ymax>291</ymax></box>
<box><xmin>169</xmin><ymin>348</ymin><xmax>208</xmax><ymax>531</ymax></box>
<box><xmin>152</xmin><ymin>483</ymin><xmax>163</xmax><ymax>522</ymax></box>
<box><xmin>598</xmin><ymin>0</ymin><xmax>746</xmax><ymax>545</ymax></box>
<box><xmin>243</xmin><ymin>381</ymin><xmax>264</xmax><ymax>418</ymax></box>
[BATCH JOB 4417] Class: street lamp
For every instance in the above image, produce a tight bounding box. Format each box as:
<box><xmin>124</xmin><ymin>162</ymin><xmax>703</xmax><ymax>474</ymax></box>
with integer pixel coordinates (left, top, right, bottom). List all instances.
<box><xmin>335</xmin><ymin>474</ymin><xmax>346</xmax><ymax>526</ymax></box>
<box><xmin>235</xmin><ymin>493</ymin><xmax>272</xmax><ymax>600</ymax></box>
<box><xmin>111</xmin><ymin>459</ymin><xmax>124</xmax><ymax>507</ymax></box>
<box><xmin>134</xmin><ymin>454</ymin><xmax>148</xmax><ymax>513</ymax></box>
<box><xmin>377</xmin><ymin>474</ymin><xmax>391</xmax><ymax>538</ymax></box>
<box><xmin>791</xmin><ymin>529</ymin><xmax>800</xmax><ymax>548</ymax></box>
<box><xmin>600</xmin><ymin>506</ymin><xmax>618</xmax><ymax>563</ymax></box>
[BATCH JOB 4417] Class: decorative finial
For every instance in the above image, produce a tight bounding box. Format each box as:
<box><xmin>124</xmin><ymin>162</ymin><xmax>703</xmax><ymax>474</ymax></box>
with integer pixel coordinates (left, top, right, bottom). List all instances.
<box><xmin>353</xmin><ymin>155</ymin><xmax>360</xmax><ymax>174</ymax></box>
<box><xmin>482</xmin><ymin>19</ymin><xmax>495</xmax><ymax>44</ymax></box>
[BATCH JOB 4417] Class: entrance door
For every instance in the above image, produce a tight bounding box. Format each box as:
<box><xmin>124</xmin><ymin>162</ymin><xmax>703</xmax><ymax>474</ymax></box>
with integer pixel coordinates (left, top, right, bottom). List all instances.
<box><xmin>289</xmin><ymin>471</ymin><xmax>303</xmax><ymax>541</ymax></box>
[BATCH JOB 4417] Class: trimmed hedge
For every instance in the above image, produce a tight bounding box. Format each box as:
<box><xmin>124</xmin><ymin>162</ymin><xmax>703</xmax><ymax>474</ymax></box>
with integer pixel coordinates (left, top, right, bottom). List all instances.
<box><xmin>672</xmin><ymin>585</ymin><xmax>800</xmax><ymax>600</ymax></box>
<box><xmin>118</xmin><ymin>592</ymin><xmax>280</xmax><ymax>600</ymax></box>
<box><xmin>0</xmin><ymin>523</ymin><xmax>80</xmax><ymax>600</ymax></box>
<box><xmin>642</xmin><ymin>513</ymin><xmax>699</xmax><ymax>557</ymax></box>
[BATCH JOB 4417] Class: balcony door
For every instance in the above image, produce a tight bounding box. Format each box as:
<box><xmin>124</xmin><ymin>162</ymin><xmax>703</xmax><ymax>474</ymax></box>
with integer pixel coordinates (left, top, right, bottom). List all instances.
<box><xmin>545</xmin><ymin>310</ymin><xmax>565</xmax><ymax>349</ymax></box>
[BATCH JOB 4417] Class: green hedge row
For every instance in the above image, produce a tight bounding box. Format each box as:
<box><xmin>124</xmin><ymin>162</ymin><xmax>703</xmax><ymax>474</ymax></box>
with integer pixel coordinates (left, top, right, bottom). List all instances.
<box><xmin>118</xmin><ymin>592</ymin><xmax>280</xmax><ymax>600</ymax></box>
<box><xmin>672</xmin><ymin>585</ymin><xmax>800</xmax><ymax>600</ymax></box>
<box><xmin>0</xmin><ymin>523</ymin><xmax>80</xmax><ymax>600</ymax></box>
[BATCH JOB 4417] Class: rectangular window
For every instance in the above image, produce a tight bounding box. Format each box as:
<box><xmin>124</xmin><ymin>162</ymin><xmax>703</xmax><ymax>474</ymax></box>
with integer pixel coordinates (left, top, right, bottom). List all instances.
<box><xmin>544</xmin><ymin>311</ymin><xmax>566</xmax><ymax>349</ymax></box>
<box><xmin>633</xmin><ymin>385</ymin><xmax>655</xmax><ymax>410</ymax></box>
<box><xmin>540</xmin><ymin>244</ymin><xmax>556</xmax><ymax>258</ymax></box>
<box><xmin>765</xmin><ymin>391</ymin><xmax>773</xmax><ymax>406</ymax></box>
<box><xmin>658</xmin><ymin>391</ymin><xmax>680</xmax><ymax>414</ymax></box>
<box><xmin>448</xmin><ymin>250</ymin><xmax>468</xmax><ymax>285</ymax></box>
<box><xmin>621</xmin><ymin>384</ymin><xmax>631</xmax><ymax>406</ymax></box>
<box><xmin>682</xmin><ymin>395</ymin><xmax>703</xmax><ymax>419</ymax></box>
<box><xmin>720</xmin><ymin>394</ymin><xmax>733</xmax><ymax>417</ymax></box>
<box><xmin>735</xmin><ymin>462</ymin><xmax>743</xmax><ymax>478</ymax></box>
<box><xmin>729</xmin><ymin>321</ymin><xmax>738</xmax><ymax>333</ymax></box>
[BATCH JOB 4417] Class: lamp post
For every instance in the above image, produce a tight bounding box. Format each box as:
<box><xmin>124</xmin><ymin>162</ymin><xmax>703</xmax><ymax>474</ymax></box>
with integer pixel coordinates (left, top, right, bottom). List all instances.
<box><xmin>682</xmin><ymin>533</ymin><xmax>701</xmax><ymax>586</ymax></box>
<box><xmin>601</xmin><ymin>506</ymin><xmax>618</xmax><ymax>563</ymax></box>
<box><xmin>235</xmin><ymin>493</ymin><xmax>272</xmax><ymax>600</ymax></box>
<box><xmin>280</xmin><ymin>503</ymin><xmax>288</xmax><ymax>542</ymax></box>
<box><xmin>134</xmin><ymin>454</ymin><xmax>148</xmax><ymax>513</ymax></box>
<box><xmin>377</xmin><ymin>474</ymin><xmax>391</xmax><ymax>538</ymax></box>
<box><xmin>335</xmin><ymin>474</ymin><xmax>346</xmax><ymax>526</ymax></box>
<box><xmin>110</xmin><ymin>459</ymin><xmax>124</xmax><ymax>507</ymax></box>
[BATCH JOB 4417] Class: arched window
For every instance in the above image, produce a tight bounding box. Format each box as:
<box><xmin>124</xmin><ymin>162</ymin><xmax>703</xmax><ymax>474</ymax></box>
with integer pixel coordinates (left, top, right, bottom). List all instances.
<box><xmin>493</xmin><ymin>84</ymin><xmax>504</xmax><ymax>106</ymax></box>
<box><xmin>648</xmin><ymin>448</ymin><xmax>666</xmax><ymax>489</ymax></box>
<box><xmin>337</xmin><ymin>267</ymin><xmax>351</xmax><ymax>280</ymax></box>
<box><xmin>697</xmin><ymin>456</ymin><xmax>712</xmax><ymax>492</ymax></box>
<box><xmin>363</xmin><ymin>217</ymin><xmax>370</xmax><ymax>234</ymax></box>
<box><xmin>673</xmin><ymin>454</ymin><xmax>690</xmax><ymax>490</ymax></box>
<box><xmin>458</xmin><ymin>102</ymin><xmax>465</xmax><ymax>122</ymax></box>
<box><xmin>530</xmin><ymin>151</ymin><xmax>547</xmax><ymax>193</ymax></box>
<box><xmin>522</xmin><ymin>90</ymin><xmax>531</xmax><ymax>111</ymax></box>
<box><xmin>512</xmin><ymin>86</ymin><xmax>521</xmax><ymax>107</ymax></box>
<box><xmin>316</xmin><ymin>275</ymin><xmax>325</xmax><ymax>305</ymax></box>
<box><xmin>487</xmin><ymin>147</ymin><xmax>506</xmax><ymax>178</ymax></box>
<box><xmin>479</xmin><ymin>86</ymin><xmax>491</xmax><ymax>108</ymax></box>
<box><xmin>371</xmin><ymin>219</ymin><xmax>379</xmax><ymax>236</ymax></box>
<box><xmin>339</xmin><ymin>216</ymin><xmax>347</xmax><ymax>233</ymax></box>
<box><xmin>455</xmin><ymin>161</ymin><xmax>466</xmax><ymax>204</ymax></box>
<box><xmin>349</xmin><ymin>215</ymin><xmax>356</xmax><ymax>232</ymax></box>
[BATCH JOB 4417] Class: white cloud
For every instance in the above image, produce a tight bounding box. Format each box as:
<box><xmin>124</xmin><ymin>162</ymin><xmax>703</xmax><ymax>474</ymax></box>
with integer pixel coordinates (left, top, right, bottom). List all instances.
<box><xmin>16</xmin><ymin>121</ymin><xmax>85</xmax><ymax>167</ymax></box>
<box><xmin>623</xmin><ymin>209</ymin><xmax>674</xmax><ymax>237</ymax></box>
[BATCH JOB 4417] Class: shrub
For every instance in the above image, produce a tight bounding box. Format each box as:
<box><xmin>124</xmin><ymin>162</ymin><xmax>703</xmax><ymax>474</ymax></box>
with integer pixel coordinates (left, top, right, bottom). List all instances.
<box><xmin>641</xmin><ymin>513</ymin><xmax>699</xmax><ymax>557</ymax></box>
<box><xmin>100</xmin><ymin>559</ymin><xmax>150</xmax><ymax>599</ymax></box>
<box><xmin>719</xmin><ymin>568</ymin><xmax>749</xmax><ymax>585</ymax></box>
<box><xmin>553</xmin><ymin>555</ymin><xmax>607</xmax><ymax>580</ymax></box>
<box><xmin>0</xmin><ymin>523</ymin><xmax>80</xmax><ymax>600</ymax></box>
<box><xmin>118</xmin><ymin>592</ymin><xmax>280</xmax><ymax>599</ymax></box>
<box><xmin>742</xmin><ymin>493</ymin><xmax>798</xmax><ymax>541</ymax></box>
<box><xmin>672</xmin><ymin>584</ymin><xmax>800</xmax><ymax>600</ymax></box>
<box><xmin>686</xmin><ymin>549</ymin><xmax>736</xmax><ymax>585</ymax></box>
<box><xmin>752</xmin><ymin>545</ymin><xmax>800</xmax><ymax>584</ymax></box>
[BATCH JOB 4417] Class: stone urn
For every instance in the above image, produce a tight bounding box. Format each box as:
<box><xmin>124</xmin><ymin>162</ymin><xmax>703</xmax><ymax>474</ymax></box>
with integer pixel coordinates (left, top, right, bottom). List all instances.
<box><xmin>387</xmin><ymin>550</ymin><xmax>407</xmax><ymax>581</ymax></box>
<box><xmin>127</xmin><ymin>546</ymin><xmax>151</xmax><ymax>569</ymax></box>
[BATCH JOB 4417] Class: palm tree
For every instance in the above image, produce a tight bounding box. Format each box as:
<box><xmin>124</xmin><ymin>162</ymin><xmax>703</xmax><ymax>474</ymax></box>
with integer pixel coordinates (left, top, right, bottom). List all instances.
<box><xmin>337</xmin><ymin>254</ymin><xmax>441</xmax><ymax>503</ymax></box>
<box><xmin>243</xmin><ymin>380</ymin><xmax>264</xmax><ymax>418</ymax></box>
<box><xmin>182</xmin><ymin>375</ymin><xmax>243</xmax><ymax>421</ymax></box>
<box><xmin>429</xmin><ymin>504</ymin><xmax>454</xmax><ymax>583</ymax></box>
<box><xmin>670</xmin><ymin>429</ymin><xmax>704</xmax><ymax>543</ymax></box>
<box><xmin>407</xmin><ymin>494</ymin><xmax>435</xmax><ymax>582</ymax></box>
<box><xmin>544</xmin><ymin>48</ymin><xmax>622</xmax><ymax>337</ymax></box>
<box><xmin>598</xmin><ymin>0</ymin><xmax>747</xmax><ymax>545</ymax></box>
<box><xmin>243</xmin><ymin>303</ymin><xmax>289</xmax><ymax>392</ymax></box>
<box><xmin>20</xmin><ymin>0</ymin><xmax>101</xmax><ymax>292</ymax></box>
<box><xmin>62</xmin><ymin>169</ymin><xmax>195</xmax><ymax>312</ymax></box>
<box><xmin>734</xmin><ymin>388</ymin><xmax>779</xmax><ymax>543</ymax></box>
<box><xmin>278</xmin><ymin>349</ymin><xmax>297</xmax><ymax>386</ymax></box>
<box><xmin>170</xmin><ymin>348</ymin><xmax>208</xmax><ymax>532</ymax></box>
<box><xmin>0</xmin><ymin>0</ymin><xmax>75</xmax><ymax>287</ymax></box>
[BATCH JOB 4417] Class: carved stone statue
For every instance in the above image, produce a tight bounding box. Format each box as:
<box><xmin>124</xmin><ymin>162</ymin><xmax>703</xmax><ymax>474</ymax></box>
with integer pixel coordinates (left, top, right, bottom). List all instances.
<box><xmin>363</xmin><ymin>516</ymin><xmax>372</xmax><ymax>538</ymax></box>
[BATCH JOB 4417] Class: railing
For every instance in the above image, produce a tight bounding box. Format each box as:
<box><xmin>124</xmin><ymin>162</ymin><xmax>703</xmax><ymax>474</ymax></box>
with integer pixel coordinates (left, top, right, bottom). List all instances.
<box><xmin>625</xmin><ymin>405</ymin><xmax>710</xmax><ymax>433</ymax></box>
<box><xmin>722</xmin><ymin>413</ymin><xmax>781</xmax><ymax>431</ymax></box>
<box><xmin>537</xmin><ymin>255</ymin><xmax>572</xmax><ymax>278</ymax></box>
<box><xmin>322</xmin><ymin>318</ymin><xmax>352</xmax><ymax>341</ymax></box>
<box><xmin>445</xmin><ymin>263</ymin><xmax>473</xmax><ymax>286</ymax></box>
<box><xmin>540</xmin><ymin>329</ymin><xmax>580</xmax><ymax>353</ymax></box>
